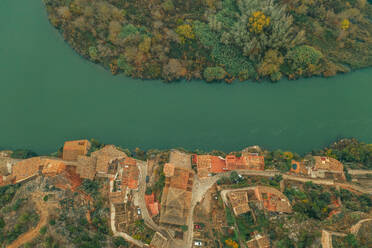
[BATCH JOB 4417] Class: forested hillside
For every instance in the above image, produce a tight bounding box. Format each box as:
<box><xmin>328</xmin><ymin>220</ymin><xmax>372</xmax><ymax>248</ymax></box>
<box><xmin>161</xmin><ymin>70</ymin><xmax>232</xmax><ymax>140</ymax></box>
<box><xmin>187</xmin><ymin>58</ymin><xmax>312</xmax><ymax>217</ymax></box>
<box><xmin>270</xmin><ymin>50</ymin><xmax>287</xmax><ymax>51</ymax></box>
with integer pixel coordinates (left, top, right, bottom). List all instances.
<box><xmin>43</xmin><ymin>0</ymin><xmax>372</xmax><ymax>83</ymax></box>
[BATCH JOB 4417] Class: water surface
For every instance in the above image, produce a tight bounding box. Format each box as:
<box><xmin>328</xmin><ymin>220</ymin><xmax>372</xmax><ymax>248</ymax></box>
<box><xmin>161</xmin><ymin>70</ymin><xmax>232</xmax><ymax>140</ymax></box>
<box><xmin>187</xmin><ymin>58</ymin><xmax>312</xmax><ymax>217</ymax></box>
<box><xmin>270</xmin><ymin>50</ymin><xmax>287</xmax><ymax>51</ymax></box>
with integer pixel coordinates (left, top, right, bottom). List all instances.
<box><xmin>0</xmin><ymin>0</ymin><xmax>372</xmax><ymax>154</ymax></box>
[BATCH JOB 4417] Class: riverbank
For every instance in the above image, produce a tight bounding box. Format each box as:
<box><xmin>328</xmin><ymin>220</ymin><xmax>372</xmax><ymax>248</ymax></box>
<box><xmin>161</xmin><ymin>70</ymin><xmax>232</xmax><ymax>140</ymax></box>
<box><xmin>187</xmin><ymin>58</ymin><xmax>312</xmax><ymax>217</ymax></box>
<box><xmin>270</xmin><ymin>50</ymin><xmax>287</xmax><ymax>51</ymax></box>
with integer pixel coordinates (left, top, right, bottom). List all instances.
<box><xmin>1</xmin><ymin>0</ymin><xmax>372</xmax><ymax>154</ymax></box>
<box><xmin>43</xmin><ymin>0</ymin><xmax>372</xmax><ymax>82</ymax></box>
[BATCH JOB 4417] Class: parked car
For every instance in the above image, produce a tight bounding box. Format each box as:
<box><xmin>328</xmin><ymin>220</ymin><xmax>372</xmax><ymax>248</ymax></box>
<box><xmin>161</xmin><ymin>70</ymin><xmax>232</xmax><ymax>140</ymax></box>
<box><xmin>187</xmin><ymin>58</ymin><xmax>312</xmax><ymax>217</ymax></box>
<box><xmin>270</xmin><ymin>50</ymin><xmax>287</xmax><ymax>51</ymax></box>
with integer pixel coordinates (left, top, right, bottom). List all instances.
<box><xmin>137</xmin><ymin>208</ymin><xmax>141</xmax><ymax>215</ymax></box>
<box><xmin>194</xmin><ymin>241</ymin><xmax>203</xmax><ymax>246</ymax></box>
<box><xmin>146</xmin><ymin>176</ymin><xmax>149</xmax><ymax>183</ymax></box>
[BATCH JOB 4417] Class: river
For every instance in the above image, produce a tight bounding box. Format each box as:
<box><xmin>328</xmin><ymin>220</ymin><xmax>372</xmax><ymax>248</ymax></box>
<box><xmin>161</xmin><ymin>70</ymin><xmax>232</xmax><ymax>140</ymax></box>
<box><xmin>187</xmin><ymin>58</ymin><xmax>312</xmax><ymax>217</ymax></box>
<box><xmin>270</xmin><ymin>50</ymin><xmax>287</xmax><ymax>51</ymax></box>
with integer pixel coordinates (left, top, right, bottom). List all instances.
<box><xmin>0</xmin><ymin>0</ymin><xmax>372</xmax><ymax>154</ymax></box>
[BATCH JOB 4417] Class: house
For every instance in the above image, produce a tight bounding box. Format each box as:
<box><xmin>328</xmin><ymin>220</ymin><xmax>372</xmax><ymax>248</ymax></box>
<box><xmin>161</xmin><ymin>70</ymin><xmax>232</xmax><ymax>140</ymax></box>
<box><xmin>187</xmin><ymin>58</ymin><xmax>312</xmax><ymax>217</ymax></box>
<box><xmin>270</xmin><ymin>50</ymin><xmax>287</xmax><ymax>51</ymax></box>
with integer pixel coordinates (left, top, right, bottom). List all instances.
<box><xmin>91</xmin><ymin>145</ymin><xmax>127</xmax><ymax>174</ymax></box>
<box><xmin>194</xmin><ymin>153</ymin><xmax>264</xmax><ymax>178</ymax></box>
<box><xmin>0</xmin><ymin>157</ymin><xmax>15</xmax><ymax>186</ymax></box>
<box><xmin>228</xmin><ymin>191</ymin><xmax>250</xmax><ymax>216</ymax></box>
<box><xmin>244</xmin><ymin>154</ymin><xmax>265</xmax><ymax>170</ymax></box>
<box><xmin>75</xmin><ymin>155</ymin><xmax>97</xmax><ymax>180</ymax></box>
<box><xmin>290</xmin><ymin>160</ymin><xmax>308</xmax><ymax>175</ymax></box>
<box><xmin>62</xmin><ymin>140</ymin><xmax>91</xmax><ymax>161</ymax></box>
<box><xmin>12</xmin><ymin>157</ymin><xmax>44</xmax><ymax>183</ymax></box>
<box><xmin>311</xmin><ymin>156</ymin><xmax>345</xmax><ymax>180</ymax></box>
<box><xmin>120</xmin><ymin>157</ymin><xmax>139</xmax><ymax>190</ymax></box>
<box><xmin>246</xmin><ymin>232</ymin><xmax>270</xmax><ymax>248</ymax></box>
<box><xmin>254</xmin><ymin>186</ymin><xmax>292</xmax><ymax>213</ymax></box>
<box><xmin>160</xmin><ymin>166</ymin><xmax>194</xmax><ymax>226</ymax></box>
<box><xmin>145</xmin><ymin>193</ymin><xmax>159</xmax><ymax>217</ymax></box>
<box><xmin>194</xmin><ymin>155</ymin><xmax>226</xmax><ymax>177</ymax></box>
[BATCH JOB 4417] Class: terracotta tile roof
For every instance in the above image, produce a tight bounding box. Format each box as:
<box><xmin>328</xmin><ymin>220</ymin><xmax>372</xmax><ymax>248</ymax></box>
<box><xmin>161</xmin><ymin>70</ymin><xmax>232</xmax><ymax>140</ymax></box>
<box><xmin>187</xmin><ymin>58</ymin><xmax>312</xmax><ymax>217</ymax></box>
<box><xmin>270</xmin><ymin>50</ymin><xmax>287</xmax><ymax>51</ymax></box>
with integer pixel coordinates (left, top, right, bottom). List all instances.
<box><xmin>145</xmin><ymin>193</ymin><xmax>160</xmax><ymax>216</ymax></box>
<box><xmin>42</xmin><ymin>159</ymin><xmax>67</xmax><ymax>176</ymax></box>
<box><xmin>121</xmin><ymin>161</ymin><xmax>139</xmax><ymax>190</ymax></box>
<box><xmin>163</xmin><ymin>163</ymin><xmax>175</xmax><ymax>177</ymax></box>
<box><xmin>196</xmin><ymin>153</ymin><xmax>264</xmax><ymax>177</ymax></box>
<box><xmin>196</xmin><ymin>155</ymin><xmax>226</xmax><ymax>176</ymax></box>
<box><xmin>169</xmin><ymin>168</ymin><xmax>194</xmax><ymax>190</ymax></box>
<box><xmin>160</xmin><ymin>167</ymin><xmax>194</xmax><ymax>226</ymax></box>
<box><xmin>62</xmin><ymin>140</ymin><xmax>91</xmax><ymax>161</ymax></box>
<box><xmin>210</xmin><ymin>156</ymin><xmax>227</xmax><ymax>173</ymax></box>
<box><xmin>149</xmin><ymin>202</ymin><xmax>159</xmax><ymax>216</ymax></box>
<box><xmin>244</xmin><ymin>154</ymin><xmax>265</xmax><ymax>170</ymax></box>
<box><xmin>123</xmin><ymin>157</ymin><xmax>137</xmax><ymax>166</ymax></box>
<box><xmin>76</xmin><ymin>155</ymin><xmax>97</xmax><ymax>180</ymax></box>
<box><xmin>91</xmin><ymin>145</ymin><xmax>127</xmax><ymax>174</ymax></box>
<box><xmin>160</xmin><ymin>187</ymin><xmax>192</xmax><ymax>226</ymax></box>
<box><xmin>226</xmin><ymin>155</ymin><xmax>247</xmax><ymax>170</ymax></box>
<box><xmin>313</xmin><ymin>156</ymin><xmax>344</xmax><ymax>173</ymax></box>
<box><xmin>12</xmin><ymin>157</ymin><xmax>43</xmax><ymax>182</ymax></box>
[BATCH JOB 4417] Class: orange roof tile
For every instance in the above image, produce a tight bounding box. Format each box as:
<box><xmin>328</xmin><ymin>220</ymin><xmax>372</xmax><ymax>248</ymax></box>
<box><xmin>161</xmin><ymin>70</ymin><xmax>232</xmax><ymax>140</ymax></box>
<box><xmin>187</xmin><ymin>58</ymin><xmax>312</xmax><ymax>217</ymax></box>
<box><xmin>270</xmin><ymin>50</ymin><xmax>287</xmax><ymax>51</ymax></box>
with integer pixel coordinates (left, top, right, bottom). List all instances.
<box><xmin>210</xmin><ymin>156</ymin><xmax>227</xmax><ymax>173</ymax></box>
<box><xmin>76</xmin><ymin>155</ymin><xmax>97</xmax><ymax>180</ymax></box>
<box><xmin>12</xmin><ymin>157</ymin><xmax>43</xmax><ymax>182</ymax></box>
<box><xmin>42</xmin><ymin>159</ymin><xmax>66</xmax><ymax>176</ymax></box>
<box><xmin>149</xmin><ymin>202</ymin><xmax>159</xmax><ymax>216</ymax></box>
<box><xmin>62</xmin><ymin>140</ymin><xmax>91</xmax><ymax>161</ymax></box>
<box><xmin>196</xmin><ymin>155</ymin><xmax>226</xmax><ymax>175</ymax></box>
<box><xmin>91</xmin><ymin>145</ymin><xmax>127</xmax><ymax>174</ymax></box>
<box><xmin>244</xmin><ymin>154</ymin><xmax>265</xmax><ymax>170</ymax></box>
<box><xmin>145</xmin><ymin>193</ymin><xmax>155</xmax><ymax>205</ymax></box>
<box><xmin>122</xmin><ymin>162</ymin><xmax>139</xmax><ymax>190</ymax></box>
<box><xmin>169</xmin><ymin>168</ymin><xmax>192</xmax><ymax>190</ymax></box>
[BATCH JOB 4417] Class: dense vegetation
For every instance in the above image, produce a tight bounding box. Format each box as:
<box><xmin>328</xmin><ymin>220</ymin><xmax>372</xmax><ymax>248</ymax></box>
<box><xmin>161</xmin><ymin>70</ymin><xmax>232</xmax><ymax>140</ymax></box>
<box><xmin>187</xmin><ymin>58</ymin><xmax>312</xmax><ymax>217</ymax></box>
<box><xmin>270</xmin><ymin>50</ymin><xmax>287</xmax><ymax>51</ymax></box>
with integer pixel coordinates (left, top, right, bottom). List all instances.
<box><xmin>43</xmin><ymin>0</ymin><xmax>372</xmax><ymax>83</ymax></box>
<box><xmin>315</xmin><ymin>138</ymin><xmax>372</xmax><ymax>169</ymax></box>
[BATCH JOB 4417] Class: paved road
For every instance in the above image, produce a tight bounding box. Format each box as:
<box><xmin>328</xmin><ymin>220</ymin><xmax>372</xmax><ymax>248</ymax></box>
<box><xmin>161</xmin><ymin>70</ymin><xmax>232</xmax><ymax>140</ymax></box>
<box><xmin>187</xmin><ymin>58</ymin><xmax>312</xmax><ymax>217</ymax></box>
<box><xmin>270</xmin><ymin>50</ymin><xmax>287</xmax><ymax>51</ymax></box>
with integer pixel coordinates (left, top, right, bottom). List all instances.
<box><xmin>348</xmin><ymin>170</ymin><xmax>372</xmax><ymax>175</ymax></box>
<box><xmin>135</xmin><ymin>161</ymin><xmax>171</xmax><ymax>238</ymax></box>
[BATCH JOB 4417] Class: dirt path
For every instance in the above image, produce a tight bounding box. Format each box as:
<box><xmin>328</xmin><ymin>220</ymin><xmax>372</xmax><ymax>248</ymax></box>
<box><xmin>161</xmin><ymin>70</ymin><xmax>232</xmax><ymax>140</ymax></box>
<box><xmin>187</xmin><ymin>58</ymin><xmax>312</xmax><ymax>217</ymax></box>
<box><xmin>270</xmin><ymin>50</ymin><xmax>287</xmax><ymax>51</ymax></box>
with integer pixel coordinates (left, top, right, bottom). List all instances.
<box><xmin>7</xmin><ymin>193</ymin><xmax>54</xmax><ymax>248</ymax></box>
<box><xmin>350</xmin><ymin>218</ymin><xmax>372</xmax><ymax>235</ymax></box>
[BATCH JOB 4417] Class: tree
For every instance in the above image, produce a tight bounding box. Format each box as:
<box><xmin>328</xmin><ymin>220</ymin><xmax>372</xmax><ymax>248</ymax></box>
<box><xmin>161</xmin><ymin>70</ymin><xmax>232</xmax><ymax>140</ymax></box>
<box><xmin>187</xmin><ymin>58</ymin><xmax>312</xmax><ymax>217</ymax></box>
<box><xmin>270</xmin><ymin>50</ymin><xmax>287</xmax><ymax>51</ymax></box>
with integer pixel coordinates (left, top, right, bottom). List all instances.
<box><xmin>257</xmin><ymin>50</ymin><xmax>284</xmax><ymax>81</ymax></box>
<box><xmin>203</xmin><ymin>67</ymin><xmax>226</xmax><ymax>82</ymax></box>
<box><xmin>285</xmin><ymin>45</ymin><xmax>323</xmax><ymax>74</ymax></box>
<box><xmin>230</xmin><ymin>171</ymin><xmax>242</xmax><ymax>183</ymax></box>
<box><xmin>88</xmin><ymin>47</ymin><xmax>98</xmax><ymax>61</ymax></box>
<box><xmin>176</xmin><ymin>24</ymin><xmax>195</xmax><ymax>43</ymax></box>
<box><xmin>215</xmin><ymin>0</ymin><xmax>305</xmax><ymax>61</ymax></box>
<box><xmin>117</xmin><ymin>55</ymin><xmax>134</xmax><ymax>76</ymax></box>
<box><xmin>11</xmin><ymin>149</ymin><xmax>37</xmax><ymax>159</ymax></box>
<box><xmin>113</xmin><ymin>237</ymin><xmax>128</xmax><ymax>247</ymax></box>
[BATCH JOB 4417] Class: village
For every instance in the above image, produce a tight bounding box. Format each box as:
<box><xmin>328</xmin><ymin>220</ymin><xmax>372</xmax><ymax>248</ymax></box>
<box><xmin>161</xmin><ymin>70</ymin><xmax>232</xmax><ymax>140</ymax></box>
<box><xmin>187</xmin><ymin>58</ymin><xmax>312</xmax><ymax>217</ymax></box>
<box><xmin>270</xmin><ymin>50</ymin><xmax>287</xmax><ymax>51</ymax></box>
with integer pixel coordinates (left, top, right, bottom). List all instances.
<box><xmin>0</xmin><ymin>140</ymin><xmax>371</xmax><ymax>248</ymax></box>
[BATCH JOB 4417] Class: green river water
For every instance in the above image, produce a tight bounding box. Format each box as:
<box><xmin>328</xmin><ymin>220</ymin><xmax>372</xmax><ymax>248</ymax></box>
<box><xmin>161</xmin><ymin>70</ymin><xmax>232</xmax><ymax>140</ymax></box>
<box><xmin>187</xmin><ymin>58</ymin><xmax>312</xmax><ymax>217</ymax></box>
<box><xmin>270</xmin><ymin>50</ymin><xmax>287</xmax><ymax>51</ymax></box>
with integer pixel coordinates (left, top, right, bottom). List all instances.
<box><xmin>0</xmin><ymin>0</ymin><xmax>372</xmax><ymax>154</ymax></box>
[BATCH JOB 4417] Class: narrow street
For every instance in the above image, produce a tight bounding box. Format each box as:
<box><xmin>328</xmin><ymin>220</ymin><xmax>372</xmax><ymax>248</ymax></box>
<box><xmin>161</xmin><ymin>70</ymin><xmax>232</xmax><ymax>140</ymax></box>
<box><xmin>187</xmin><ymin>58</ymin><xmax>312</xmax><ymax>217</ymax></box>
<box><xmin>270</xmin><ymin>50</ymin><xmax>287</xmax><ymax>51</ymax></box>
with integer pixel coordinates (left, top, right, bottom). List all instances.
<box><xmin>135</xmin><ymin>161</ymin><xmax>170</xmax><ymax>238</ymax></box>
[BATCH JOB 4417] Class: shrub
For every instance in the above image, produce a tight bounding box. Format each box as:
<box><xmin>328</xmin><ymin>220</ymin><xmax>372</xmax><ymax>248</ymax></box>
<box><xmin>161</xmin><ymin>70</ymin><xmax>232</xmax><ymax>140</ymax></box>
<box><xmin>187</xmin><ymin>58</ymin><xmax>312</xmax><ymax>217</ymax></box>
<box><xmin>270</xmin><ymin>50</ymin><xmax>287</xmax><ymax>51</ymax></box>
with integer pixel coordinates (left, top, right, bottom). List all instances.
<box><xmin>285</xmin><ymin>45</ymin><xmax>323</xmax><ymax>73</ymax></box>
<box><xmin>203</xmin><ymin>67</ymin><xmax>226</xmax><ymax>82</ymax></box>
<box><xmin>39</xmin><ymin>226</ymin><xmax>47</xmax><ymax>235</ymax></box>
<box><xmin>11</xmin><ymin>149</ymin><xmax>37</xmax><ymax>159</ymax></box>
